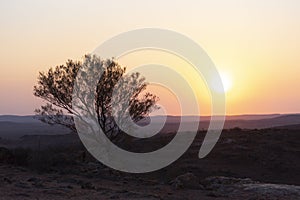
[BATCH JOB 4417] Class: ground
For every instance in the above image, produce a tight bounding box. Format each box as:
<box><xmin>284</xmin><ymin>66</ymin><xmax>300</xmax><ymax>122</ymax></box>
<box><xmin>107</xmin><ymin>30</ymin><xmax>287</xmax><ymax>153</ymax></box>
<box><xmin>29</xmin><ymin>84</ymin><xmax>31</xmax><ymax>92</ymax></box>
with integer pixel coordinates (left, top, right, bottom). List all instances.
<box><xmin>0</xmin><ymin>128</ymin><xmax>299</xmax><ymax>199</ymax></box>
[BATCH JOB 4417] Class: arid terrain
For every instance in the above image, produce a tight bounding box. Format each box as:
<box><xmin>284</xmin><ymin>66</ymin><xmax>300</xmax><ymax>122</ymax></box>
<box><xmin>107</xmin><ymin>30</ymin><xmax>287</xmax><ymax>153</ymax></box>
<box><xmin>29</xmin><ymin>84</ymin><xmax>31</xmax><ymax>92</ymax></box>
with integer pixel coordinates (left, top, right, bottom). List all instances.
<box><xmin>0</xmin><ymin>115</ymin><xmax>300</xmax><ymax>199</ymax></box>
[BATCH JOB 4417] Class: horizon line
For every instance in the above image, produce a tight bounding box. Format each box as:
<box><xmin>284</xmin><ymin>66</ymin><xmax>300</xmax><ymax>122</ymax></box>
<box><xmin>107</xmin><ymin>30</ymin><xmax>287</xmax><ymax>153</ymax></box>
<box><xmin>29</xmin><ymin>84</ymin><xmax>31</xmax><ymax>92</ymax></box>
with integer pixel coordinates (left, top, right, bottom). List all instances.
<box><xmin>1</xmin><ymin>113</ymin><xmax>300</xmax><ymax>117</ymax></box>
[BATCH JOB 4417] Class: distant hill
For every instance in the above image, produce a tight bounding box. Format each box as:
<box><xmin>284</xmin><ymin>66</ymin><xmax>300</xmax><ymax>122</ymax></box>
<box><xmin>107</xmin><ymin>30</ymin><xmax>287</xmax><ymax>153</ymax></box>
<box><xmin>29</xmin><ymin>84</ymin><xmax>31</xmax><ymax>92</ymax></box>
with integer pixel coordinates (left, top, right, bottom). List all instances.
<box><xmin>0</xmin><ymin>114</ymin><xmax>289</xmax><ymax>124</ymax></box>
<box><xmin>0</xmin><ymin>116</ymin><xmax>70</xmax><ymax>140</ymax></box>
<box><xmin>272</xmin><ymin>124</ymin><xmax>300</xmax><ymax>130</ymax></box>
<box><xmin>141</xmin><ymin>114</ymin><xmax>300</xmax><ymax>132</ymax></box>
<box><xmin>148</xmin><ymin>114</ymin><xmax>281</xmax><ymax>123</ymax></box>
<box><xmin>223</xmin><ymin>114</ymin><xmax>300</xmax><ymax>129</ymax></box>
<box><xmin>0</xmin><ymin>114</ymin><xmax>299</xmax><ymax>140</ymax></box>
<box><xmin>0</xmin><ymin>115</ymin><xmax>40</xmax><ymax>123</ymax></box>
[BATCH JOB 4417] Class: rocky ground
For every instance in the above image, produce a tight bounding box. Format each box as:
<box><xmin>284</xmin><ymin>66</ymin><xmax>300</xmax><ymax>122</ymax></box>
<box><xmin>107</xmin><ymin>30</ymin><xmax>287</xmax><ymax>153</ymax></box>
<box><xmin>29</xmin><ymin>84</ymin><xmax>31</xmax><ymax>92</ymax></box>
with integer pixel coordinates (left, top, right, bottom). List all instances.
<box><xmin>0</xmin><ymin>128</ymin><xmax>299</xmax><ymax>199</ymax></box>
<box><xmin>1</xmin><ymin>164</ymin><xmax>299</xmax><ymax>200</ymax></box>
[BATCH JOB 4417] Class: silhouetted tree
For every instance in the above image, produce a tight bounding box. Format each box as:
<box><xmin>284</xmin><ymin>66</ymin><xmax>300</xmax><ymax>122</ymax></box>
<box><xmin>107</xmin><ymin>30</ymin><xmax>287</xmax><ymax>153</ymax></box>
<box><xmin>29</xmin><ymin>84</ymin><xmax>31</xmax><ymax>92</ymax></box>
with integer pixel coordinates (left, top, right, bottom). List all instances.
<box><xmin>34</xmin><ymin>54</ymin><xmax>159</xmax><ymax>141</ymax></box>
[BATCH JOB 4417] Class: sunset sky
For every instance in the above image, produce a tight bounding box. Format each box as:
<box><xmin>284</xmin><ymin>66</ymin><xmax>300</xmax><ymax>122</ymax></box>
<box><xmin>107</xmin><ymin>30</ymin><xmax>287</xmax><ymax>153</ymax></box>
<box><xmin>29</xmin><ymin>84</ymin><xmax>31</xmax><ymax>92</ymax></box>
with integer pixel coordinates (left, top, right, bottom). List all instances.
<box><xmin>0</xmin><ymin>0</ymin><xmax>299</xmax><ymax>115</ymax></box>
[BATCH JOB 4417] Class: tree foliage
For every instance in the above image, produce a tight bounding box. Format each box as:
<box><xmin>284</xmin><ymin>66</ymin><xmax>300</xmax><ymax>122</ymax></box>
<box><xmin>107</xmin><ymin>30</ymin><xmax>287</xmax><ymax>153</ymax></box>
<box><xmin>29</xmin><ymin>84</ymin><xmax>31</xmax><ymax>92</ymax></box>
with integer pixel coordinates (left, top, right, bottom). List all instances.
<box><xmin>34</xmin><ymin>54</ymin><xmax>159</xmax><ymax>141</ymax></box>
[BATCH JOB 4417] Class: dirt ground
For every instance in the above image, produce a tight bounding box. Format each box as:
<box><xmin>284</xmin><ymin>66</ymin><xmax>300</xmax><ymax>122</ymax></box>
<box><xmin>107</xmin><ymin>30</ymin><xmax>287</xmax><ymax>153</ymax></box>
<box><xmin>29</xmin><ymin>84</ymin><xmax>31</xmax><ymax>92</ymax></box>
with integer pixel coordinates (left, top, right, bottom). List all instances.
<box><xmin>0</xmin><ymin>128</ymin><xmax>299</xmax><ymax>199</ymax></box>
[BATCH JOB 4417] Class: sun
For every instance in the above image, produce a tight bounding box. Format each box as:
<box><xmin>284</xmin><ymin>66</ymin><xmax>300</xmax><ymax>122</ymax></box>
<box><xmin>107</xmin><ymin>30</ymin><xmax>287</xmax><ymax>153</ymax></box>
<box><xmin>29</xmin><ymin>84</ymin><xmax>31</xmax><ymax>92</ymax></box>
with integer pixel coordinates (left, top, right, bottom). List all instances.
<box><xmin>220</xmin><ymin>71</ymin><xmax>232</xmax><ymax>93</ymax></box>
<box><xmin>212</xmin><ymin>71</ymin><xmax>233</xmax><ymax>93</ymax></box>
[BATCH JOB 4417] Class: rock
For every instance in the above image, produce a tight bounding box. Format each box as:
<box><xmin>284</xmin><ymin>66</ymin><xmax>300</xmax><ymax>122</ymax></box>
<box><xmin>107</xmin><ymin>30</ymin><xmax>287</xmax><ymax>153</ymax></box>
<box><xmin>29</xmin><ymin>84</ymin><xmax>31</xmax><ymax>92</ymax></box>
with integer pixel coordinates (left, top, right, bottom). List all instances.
<box><xmin>117</xmin><ymin>189</ymin><xmax>129</xmax><ymax>194</ymax></box>
<box><xmin>3</xmin><ymin>177</ymin><xmax>12</xmax><ymax>184</ymax></box>
<box><xmin>81</xmin><ymin>182</ymin><xmax>95</xmax><ymax>190</ymax></box>
<box><xmin>202</xmin><ymin>176</ymin><xmax>300</xmax><ymax>199</ymax></box>
<box><xmin>66</xmin><ymin>185</ymin><xmax>73</xmax><ymax>189</ymax></box>
<box><xmin>201</xmin><ymin>176</ymin><xmax>256</xmax><ymax>190</ymax></box>
<box><xmin>59</xmin><ymin>178</ymin><xmax>78</xmax><ymax>184</ymax></box>
<box><xmin>170</xmin><ymin>173</ymin><xmax>202</xmax><ymax>190</ymax></box>
<box><xmin>243</xmin><ymin>183</ymin><xmax>300</xmax><ymax>198</ymax></box>
<box><xmin>0</xmin><ymin>147</ymin><xmax>13</xmax><ymax>163</ymax></box>
<box><xmin>14</xmin><ymin>193</ymin><xmax>30</xmax><ymax>197</ymax></box>
<box><xmin>201</xmin><ymin>176</ymin><xmax>256</xmax><ymax>197</ymax></box>
<box><xmin>109</xmin><ymin>194</ymin><xmax>120</xmax><ymax>199</ymax></box>
<box><xmin>14</xmin><ymin>181</ymin><xmax>30</xmax><ymax>189</ymax></box>
<box><xmin>27</xmin><ymin>177</ymin><xmax>39</xmax><ymax>182</ymax></box>
<box><xmin>27</xmin><ymin>177</ymin><xmax>44</xmax><ymax>188</ymax></box>
<box><xmin>206</xmin><ymin>191</ymin><xmax>228</xmax><ymax>198</ymax></box>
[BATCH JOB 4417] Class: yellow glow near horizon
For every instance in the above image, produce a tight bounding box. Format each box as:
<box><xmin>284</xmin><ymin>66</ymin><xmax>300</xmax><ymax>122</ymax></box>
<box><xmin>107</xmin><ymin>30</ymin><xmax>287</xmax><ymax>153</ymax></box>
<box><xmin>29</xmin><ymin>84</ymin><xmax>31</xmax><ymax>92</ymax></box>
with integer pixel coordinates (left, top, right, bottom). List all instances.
<box><xmin>118</xmin><ymin>49</ymin><xmax>212</xmax><ymax>116</ymax></box>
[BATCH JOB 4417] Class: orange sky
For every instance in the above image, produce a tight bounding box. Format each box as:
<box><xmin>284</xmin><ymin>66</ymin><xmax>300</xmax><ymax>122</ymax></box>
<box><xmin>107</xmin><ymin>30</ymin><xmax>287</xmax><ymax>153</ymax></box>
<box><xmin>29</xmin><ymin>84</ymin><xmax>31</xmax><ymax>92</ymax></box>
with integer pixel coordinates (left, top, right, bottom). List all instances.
<box><xmin>0</xmin><ymin>0</ymin><xmax>299</xmax><ymax>115</ymax></box>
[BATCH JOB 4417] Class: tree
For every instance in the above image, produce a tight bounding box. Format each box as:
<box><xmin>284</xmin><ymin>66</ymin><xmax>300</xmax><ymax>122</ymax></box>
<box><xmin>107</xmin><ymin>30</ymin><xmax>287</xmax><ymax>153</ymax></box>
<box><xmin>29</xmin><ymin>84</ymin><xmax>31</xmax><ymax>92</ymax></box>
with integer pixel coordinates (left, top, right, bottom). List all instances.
<box><xmin>34</xmin><ymin>54</ymin><xmax>159</xmax><ymax>141</ymax></box>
